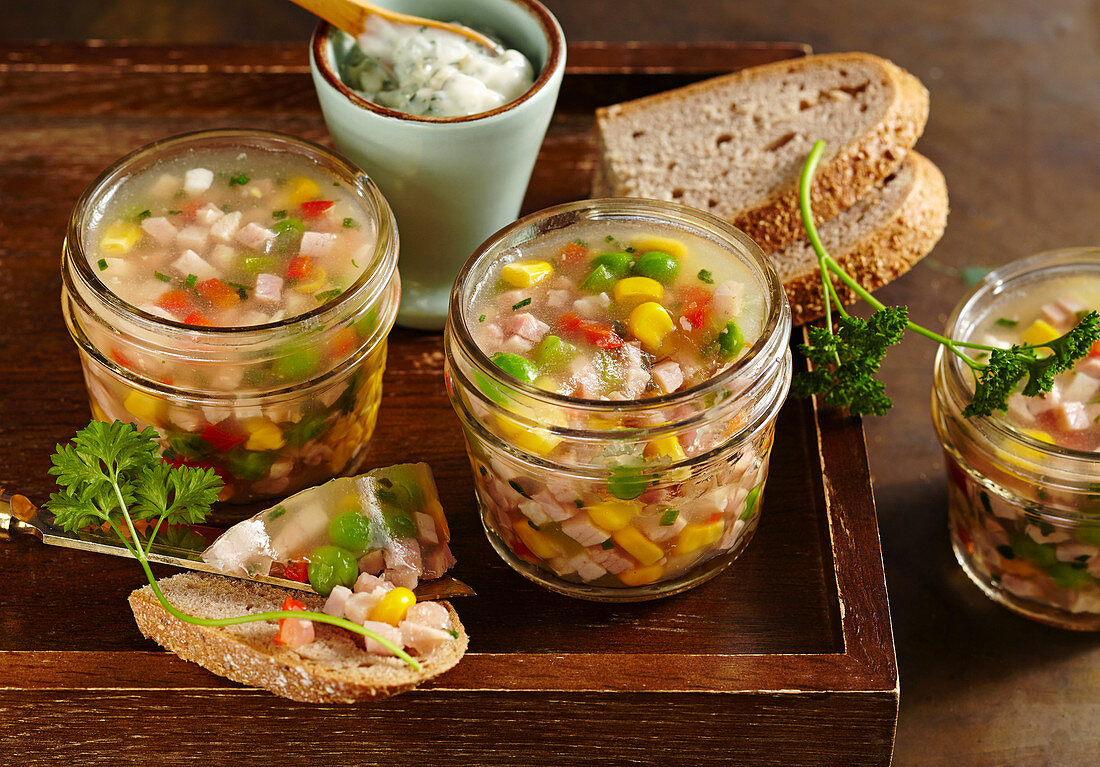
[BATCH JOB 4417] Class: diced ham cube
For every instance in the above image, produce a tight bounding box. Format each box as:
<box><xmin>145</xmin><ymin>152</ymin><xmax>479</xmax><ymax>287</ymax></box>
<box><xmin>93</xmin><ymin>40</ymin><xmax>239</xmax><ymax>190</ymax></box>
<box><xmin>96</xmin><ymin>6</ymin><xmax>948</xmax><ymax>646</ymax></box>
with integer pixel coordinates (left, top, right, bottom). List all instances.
<box><xmin>138</xmin><ymin>303</ymin><xmax>176</xmax><ymax>321</ymax></box>
<box><xmin>573</xmin><ymin>293</ymin><xmax>611</xmax><ymax>318</ymax></box>
<box><xmin>1006</xmin><ymin>393</ymin><xmax>1036</xmax><ymax>426</ymax></box>
<box><xmin>546</xmin><ymin>289</ymin><xmax>572</xmax><ymax>310</ymax></box>
<box><xmin>176</xmin><ymin>225</ymin><xmax>210</xmax><ymax>253</ymax></box>
<box><xmin>1056</xmin><ymin>400</ymin><xmax>1091</xmax><ymax>432</ymax></box>
<box><xmin>560</xmin><ymin>514</ymin><xmax>609</xmax><ymax>547</ymax></box>
<box><xmin>209</xmin><ymin>243</ymin><xmax>237</xmax><ymax>270</ymax></box>
<box><xmin>530</xmin><ymin>490</ymin><xmax>575</xmax><ymax>522</ymax></box>
<box><xmin>619</xmin><ymin>342</ymin><xmax>650</xmax><ymax>398</ymax></box>
<box><xmin>211</xmin><ymin>211</ymin><xmax>242</xmax><ymax>243</ymax></box>
<box><xmin>399</xmin><ymin>621</ymin><xmax>453</xmax><ymax>655</ymax></box>
<box><xmin>588</xmin><ymin>547</ymin><xmax>634</xmax><ymax>574</ymax></box>
<box><xmin>183</xmin><ymin>167</ymin><xmax>214</xmax><ymax>195</ymax></box>
<box><xmin>414</xmin><ymin>512</ymin><xmax>439</xmax><ymax>545</ymax></box>
<box><xmin>149</xmin><ymin>173</ymin><xmax>181</xmax><ymax>199</ymax></box>
<box><xmin>1062</xmin><ymin>372</ymin><xmax>1100</xmax><ymax>404</ymax></box>
<box><xmin>518</xmin><ymin>498</ymin><xmax>552</xmax><ymax>526</ymax></box>
<box><xmin>405</xmin><ymin>601</ymin><xmax>450</xmax><ymax>628</ymax></box>
<box><xmin>195</xmin><ymin>203</ymin><xmax>225</xmax><ymax>226</ymax></box>
<box><xmin>421</xmin><ymin>544</ymin><xmax>457</xmax><ymax>579</ymax></box>
<box><xmin>501</xmin><ymin>334</ymin><xmax>536</xmax><ymax>354</ymax></box>
<box><xmin>566</xmin><ymin>551</ymin><xmax>608</xmax><ymax>582</ymax></box>
<box><xmin>384</xmin><ymin>538</ymin><xmax>423</xmax><ymax>590</ymax></box>
<box><xmin>651</xmin><ymin>360</ymin><xmax>684</xmax><ymax>394</ymax></box>
<box><xmin>236</xmin><ymin>222</ymin><xmax>275</xmax><ymax>250</ymax></box>
<box><xmin>637</xmin><ymin>511</ymin><xmax>686</xmax><ymax>543</ymax></box>
<box><xmin>254</xmin><ymin>273</ymin><xmax>284</xmax><ymax>304</ymax></box>
<box><xmin>1027</xmin><ymin>386</ymin><xmax>1061</xmax><ymax>416</ymax></box>
<box><xmin>1041</xmin><ymin>302</ymin><xmax>1070</xmax><ymax>328</ymax></box>
<box><xmin>322</xmin><ymin>585</ymin><xmax>352</xmax><ymax>617</ymax></box>
<box><xmin>476</xmin><ymin>322</ymin><xmax>505</xmax><ymax>354</ymax></box>
<box><xmin>353</xmin><ymin>572</ymin><xmax>389</xmax><ymax>593</ymax></box>
<box><xmin>1080</xmin><ymin>358</ymin><xmax>1100</xmax><ymax>379</ymax></box>
<box><xmin>712</xmin><ymin>280</ymin><xmax>743</xmax><ymax>319</ymax></box>
<box><xmin>172</xmin><ymin>249</ymin><xmax>217</xmax><ymax>281</ymax></box>
<box><xmin>344</xmin><ymin>589</ymin><xmax>386</xmax><ymax>625</ymax></box>
<box><xmin>299</xmin><ymin>231</ymin><xmax>338</xmax><ymax>258</ymax></box>
<box><xmin>361</xmin><ymin>619</ymin><xmax>403</xmax><ymax>655</ymax></box>
<box><xmin>358</xmin><ymin>549</ymin><xmax>385</xmax><ymax>575</ymax></box>
<box><xmin>1056</xmin><ymin>295</ymin><xmax>1087</xmax><ymax>318</ymax></box>
<box><xmin>508</xmin><ymin>312</ymin><xmax>550</xmax><ymax>343</ymax></box>
<box><xmin>141</xmin><ymin>216</ymin><xmax>178</xmax><ymax>246</ymax></box>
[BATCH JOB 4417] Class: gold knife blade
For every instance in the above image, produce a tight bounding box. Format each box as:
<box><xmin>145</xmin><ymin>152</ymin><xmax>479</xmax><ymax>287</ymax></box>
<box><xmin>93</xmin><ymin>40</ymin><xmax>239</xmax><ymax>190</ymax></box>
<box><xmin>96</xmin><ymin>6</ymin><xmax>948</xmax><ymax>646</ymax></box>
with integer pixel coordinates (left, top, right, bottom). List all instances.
<box><xmin>0</xmin><ymin>489</ymin><xmax>475</xmax><ymax>600</ymax></box>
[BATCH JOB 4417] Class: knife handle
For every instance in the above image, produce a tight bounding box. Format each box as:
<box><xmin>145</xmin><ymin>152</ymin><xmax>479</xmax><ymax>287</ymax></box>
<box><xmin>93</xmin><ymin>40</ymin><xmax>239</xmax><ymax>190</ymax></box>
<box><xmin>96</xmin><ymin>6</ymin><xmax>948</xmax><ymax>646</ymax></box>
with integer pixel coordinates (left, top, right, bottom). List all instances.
<box><xmin>0</xmin><ymin>489</ymin><xmax>41</xmax><ymax>540</ymax></box>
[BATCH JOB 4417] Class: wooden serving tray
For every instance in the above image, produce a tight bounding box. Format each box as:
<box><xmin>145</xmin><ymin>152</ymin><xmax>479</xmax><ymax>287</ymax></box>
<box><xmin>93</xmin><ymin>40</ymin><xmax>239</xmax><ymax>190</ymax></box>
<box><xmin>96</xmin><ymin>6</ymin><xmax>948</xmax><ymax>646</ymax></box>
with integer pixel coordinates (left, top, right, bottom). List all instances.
<box><xmin>0</xmin><ymin>41</ymin><xmax>897</xmax><ymax>766</ymax></box>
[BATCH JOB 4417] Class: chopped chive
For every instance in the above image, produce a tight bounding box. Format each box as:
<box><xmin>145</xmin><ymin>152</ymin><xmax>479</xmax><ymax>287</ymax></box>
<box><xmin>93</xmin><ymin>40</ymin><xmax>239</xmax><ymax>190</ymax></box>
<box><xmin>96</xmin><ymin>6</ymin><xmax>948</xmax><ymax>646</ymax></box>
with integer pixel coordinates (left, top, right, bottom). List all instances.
<box><xmin>478</xmin><ymin>465</ymin><xmax>488</xmax><ymax>477</ymax></box>
<box><xmin>697</xmin><ymin>269</ymin><xmax>714</xmax><ymax>284</ymax></box>
<box><xmin>478</xmin><ymin>314</ymin><xmax>486</xmax><ymax>323</ymax></box>
<box><xmin>351</xmin><ymin>259</ymin><xmax>359</xmax><ymax>268</ymax></box>
<box><xmin>512</xmin><ymin>297</ymin><xmax>532</xmax><ymax>311</ymax></box>
<box><xmin>272</xmin><ymin>209</ymin><xmax>288</xmax><ymax>220</ymax></box>
<box><xmin>605</xmin><ymin>235</ymin><xmax>615</xmax><ymax>242</ymax></box>
<box><xmin>659</xmin><ymin>508</ymin><xmax>680</xmax><ymax>526</ymax></box>
<box><xmin>572</xmin><ymin>239</ymin><xmax>587</xmax><ymax>247</ymax></box>
<box><xmin>994</xmin><ymin>318</ymin><xmax>1018</xmax><ymax>328</ymax></box>
<box><xmin>573</xmin><ymin>499</ymin><xmax>584</xmax><ymax>508</ymax></box>
<box><xmin>226</xmin><ymin>281</ymin><xmax>249</xmax><ymax>299</ymax></box>
<box><xmin>996</xmin><ymin>544</ymin><xmax>1015</xmax><ymax>559</ymax></box>
<box><xmin>315</xmin><ymin>288</ymin><xmax>343</xmax><ymax>303</ymax></box>
<box><xmin>229</xmin><ymin>173</ymin><xmax>250</xmax><ymax>187</ymax></box>
<box><xmin>444</xmin><ymin>628</ymin><xmax>459</xmax><ymax>639</ymax></box>
<box><xmin>342</xmin><ymin>217</ymin><xmax>358</xmax><ymax>229</ymax></box>
<box><xmin>220</xmin><ymin>203</ymin><xmax>231</xmax><ymax>213</ymax></box>
<box><xmin>527</xmin><ymin>520</ymin><xmax>541</xmax><ymax>531</ymax></box>
<box><xmin>96</xmin><ymin>258</ymin><xmax>108</xmax><ymax>271</ymax></box>
<box><xmin>600</xmin><ymin>539</ymin><xmax>615</xmax><ymax>550</ymax></box>
<box><xmin>185</xmin><ymin>274</ymin><xmax>197</xmax><ymax>288</ymax></box>
<box><xmin>135</xmin><ymin>209</ymin><xmax>151</xmax><ymax>222</ymax></box>
<box><xmin>167</xmin><ymin>209</ymin><xmax>182</xmax><ymax>216</ymax></box>
<box><xmin>154</xmin><ymin>271</ymin><xmax>171</xmax><ymax>282</ymax></box>
<box><xmin>508</xmin><ymin>479</ymin><xmax>531</xmax><ymax>499</ymax></box>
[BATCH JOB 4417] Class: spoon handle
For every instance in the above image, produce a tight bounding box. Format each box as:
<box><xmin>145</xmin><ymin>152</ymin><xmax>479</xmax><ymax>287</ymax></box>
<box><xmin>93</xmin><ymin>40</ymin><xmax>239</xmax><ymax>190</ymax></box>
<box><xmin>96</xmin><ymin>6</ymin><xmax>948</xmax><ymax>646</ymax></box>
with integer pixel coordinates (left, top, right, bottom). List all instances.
<box><xmin>291</xmin><ymin>0</ymin><xmax>501</xmax><ymax>52</ymax></box>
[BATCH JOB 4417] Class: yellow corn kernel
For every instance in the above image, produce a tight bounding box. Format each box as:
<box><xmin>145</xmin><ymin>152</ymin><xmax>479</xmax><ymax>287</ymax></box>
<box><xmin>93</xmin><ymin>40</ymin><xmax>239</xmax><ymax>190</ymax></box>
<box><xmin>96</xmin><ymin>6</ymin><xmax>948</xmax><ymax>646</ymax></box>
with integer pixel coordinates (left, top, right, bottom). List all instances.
<box><xmin>496</xmin><ymin>413</ymin><xmax>562</xmax><ymax>456</ymax></box>
<box><xmin>244</xmin><ymin>418</ymin><xmax>286</xmax><ymax>451</ymax></box>
<box><xmin>999</xmin><ymin>557</ymin><xmax>1040</xmax><ymax>578</ymax></box>
<box><xmin>1022</xmin><ymin>320</ymin><xmax>1059</xmax><ymax>347</ymax></box>
<box><xmin>123</xmin><ymin>391</ymin><xmax>165</xmax><ymax>426</ymax></box>
<box><xmin>613</xmin><ymin>276</ymin><xmax>664</xmax><ymax>304</ymax></box>
<box><xmin>644</xmin><ymin>434</ymin><xmax>686</xmax><ymax>462</ymax></box>
<box><xmin>287</xmin><ymin>176</ymin><xmax>321</xmax><ymax>206</ymax></box>
<box><xmin>677</xmin><ymin>519</ymin><xmax>726</xmax><ymax>555</ymax></box>
<box><xmin>368</xmin><ymin>586</ymin><xmax>417</xmax><ymax>627</ymax></box>
<box><xmin>995</xmin><ymin>427</ymin><xmax>1053</xmax><ymax>467</ymax></box>
<box><xmin>90</xmin><ymin>400</ymin><xmax>110</xmax><ymax>422</ymax></box>
<box><xmin>587</xmin><ymin>500</ymin><xmax>639</xmax><ymax>532</ymax></box>
<box><xmin>424</xmin><ymin>497</ymin><xmax>450</xmax><ymax>541</ymax></box>
<box><xmin>501</xmin><ymin>260</ymin><xmax>553</xmax><ymax>288</ymax></box>
<box><xmin>619</xmin><ymin>563</ymin><xmax>665</xmax><ymax>586</ymax></box>
<box><xmin>629</xmin><ymin>302</ymin><xmax>675</xmax><ymax>353</ymax></box>
<box><xmin>294</xmin><ymin>266</ymin><xmax>328</xmax><ymax>293</ymax></box>
<box><xmin>629</xmin><ymin>236</ymin><xmax>688</xmax><ymax>260</ymax></box>
<box><xmin>336</xmin><ymin>493</ymin><xmax>361</xmax><ymax>514</ymax></box>
<box><xmin>514</xmin><ymin>520</ymin><xmax>564</xmax><ymax>560</ymax></box>
<box><xmin>612</xmin><ymin>525</ymin><xmax>664</xmax><ymax>566</ymax></box>
<box><xmin>100</xmin><ymin>221</ymin><xmax>143</xmax><ymax>255</ymax></box>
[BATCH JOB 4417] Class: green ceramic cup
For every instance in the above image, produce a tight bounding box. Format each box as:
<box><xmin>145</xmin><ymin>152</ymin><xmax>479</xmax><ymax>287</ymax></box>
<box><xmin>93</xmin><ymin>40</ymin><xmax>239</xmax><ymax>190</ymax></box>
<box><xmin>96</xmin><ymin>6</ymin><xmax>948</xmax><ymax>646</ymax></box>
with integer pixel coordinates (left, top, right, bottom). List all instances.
<box><xmin>310</xmin><ymin>0</ymin><xmax>566</xmax><ymax>330</ymax></box>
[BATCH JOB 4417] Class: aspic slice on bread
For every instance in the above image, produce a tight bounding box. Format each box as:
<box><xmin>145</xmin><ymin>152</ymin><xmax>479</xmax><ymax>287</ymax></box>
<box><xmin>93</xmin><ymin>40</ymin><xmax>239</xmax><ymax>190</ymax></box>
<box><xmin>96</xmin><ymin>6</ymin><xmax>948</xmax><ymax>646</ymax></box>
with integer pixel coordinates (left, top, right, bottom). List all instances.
<box><xmin>779</xmin><ymin>151</ymin><xmax>948</xmax><ymax>325</ymax></box>
<box><xmin>593</xmin><ymin>52</ymin><xmax>929</xmax><ymax>254</ymax></box>
<box><xmin>129</xmin><ymin>572</ymin><xmax>468</xmax><ymax>704</ymax></box>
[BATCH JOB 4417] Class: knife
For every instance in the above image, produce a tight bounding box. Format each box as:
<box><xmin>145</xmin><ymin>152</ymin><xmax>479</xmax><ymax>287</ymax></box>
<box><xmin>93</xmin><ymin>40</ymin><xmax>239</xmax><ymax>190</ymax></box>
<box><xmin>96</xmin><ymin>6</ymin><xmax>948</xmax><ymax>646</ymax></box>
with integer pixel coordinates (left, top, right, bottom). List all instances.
<box><xmin>0</xmin><ymin>488</ymin><xmax>475</xmax><ymax>601</ymax></box>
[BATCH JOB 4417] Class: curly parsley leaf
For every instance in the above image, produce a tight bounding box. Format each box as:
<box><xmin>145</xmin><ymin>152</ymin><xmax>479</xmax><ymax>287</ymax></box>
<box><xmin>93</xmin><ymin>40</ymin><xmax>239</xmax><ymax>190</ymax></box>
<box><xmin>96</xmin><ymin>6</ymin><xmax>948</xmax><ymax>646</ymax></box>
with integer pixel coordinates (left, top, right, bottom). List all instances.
<box><xmin>794</xmin><ymin>308</ymin><xmax>908</xmax><ymax>416</ymax></box>
<box><xmin>132</xmin><ymin>461</ymin><xmax>222</xmax><ymax>525</ymax></box>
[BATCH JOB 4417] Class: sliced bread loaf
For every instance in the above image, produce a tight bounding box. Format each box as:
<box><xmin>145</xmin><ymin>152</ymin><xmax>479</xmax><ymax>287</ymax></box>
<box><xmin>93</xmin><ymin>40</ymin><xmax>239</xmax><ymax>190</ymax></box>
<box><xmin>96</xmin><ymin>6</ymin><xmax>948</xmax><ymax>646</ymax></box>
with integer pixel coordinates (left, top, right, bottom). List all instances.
<box><xmin>129</xmin><ymin>572</ymin><xmax>468</xmax><ymax>703</ymax></box>
<box><xmin>593</xmin><ymin>52</ymin><xmax>929</xmax><ymax>254</ymax></box>
<box><xmin>780</xmin><ymin>150</ymin><xmax>948</xmax><ymax>325</ymax></box>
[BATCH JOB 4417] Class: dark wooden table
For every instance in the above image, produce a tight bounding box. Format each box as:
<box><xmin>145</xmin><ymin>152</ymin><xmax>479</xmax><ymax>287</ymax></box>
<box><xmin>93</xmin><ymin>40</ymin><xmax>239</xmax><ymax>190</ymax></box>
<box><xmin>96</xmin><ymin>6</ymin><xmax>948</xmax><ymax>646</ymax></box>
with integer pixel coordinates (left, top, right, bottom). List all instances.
<box><xmin>0</xmin><ymin>41</ymin><xmax>901</xmax><ymax>766</ymax></box>
<box><xmin>2</xmin><ymin>1</ymin><xmax>1100</xmax><ymax>764</ymax></box>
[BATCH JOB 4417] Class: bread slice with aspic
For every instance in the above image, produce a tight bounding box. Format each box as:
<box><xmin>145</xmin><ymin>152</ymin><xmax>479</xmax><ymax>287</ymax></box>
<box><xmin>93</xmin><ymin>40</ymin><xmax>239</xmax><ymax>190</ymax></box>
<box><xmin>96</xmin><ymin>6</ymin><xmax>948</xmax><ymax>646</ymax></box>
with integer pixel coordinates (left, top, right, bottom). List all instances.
<box><xmin>129</xmin><ymin>572</ymin><xmax>468</xmax><ymax>703</ymax></box>
<box><xmin>779</xmin><ymin>150</ymin><xmax>948</xmax><ymax>325</ymax></box>
<box><xmin>593</xmin><ymin>52</ymin><xmax>930</xmax><ymax>254</ymax></box>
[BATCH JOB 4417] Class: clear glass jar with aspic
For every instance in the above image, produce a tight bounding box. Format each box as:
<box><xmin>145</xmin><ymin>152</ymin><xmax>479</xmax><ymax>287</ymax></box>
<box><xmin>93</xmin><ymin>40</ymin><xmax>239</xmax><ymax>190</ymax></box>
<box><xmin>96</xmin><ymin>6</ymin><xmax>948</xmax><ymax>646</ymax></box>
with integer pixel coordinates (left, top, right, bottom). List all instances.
<box><xmin>444</xmin><ymin>198</ymin><xmax>792</xmax><ymax>600</ymax></box>
<box><xmin>61</xmin><ymin>130</ymin><xmax>400</xmax><ymax>506</ymax></box>
<box><xmin>933</xmin><ymin>247</ymin><xmax>1100</xmax><ymax>629</ymax></box>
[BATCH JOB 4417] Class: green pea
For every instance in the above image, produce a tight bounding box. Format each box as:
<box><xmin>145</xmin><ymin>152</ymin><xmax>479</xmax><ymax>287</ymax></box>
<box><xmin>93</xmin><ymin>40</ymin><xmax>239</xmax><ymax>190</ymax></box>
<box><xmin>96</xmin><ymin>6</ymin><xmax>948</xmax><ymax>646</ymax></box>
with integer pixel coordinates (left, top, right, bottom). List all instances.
<box><xmin>274</xmin><ymin>347</ymin><xmax>322</xmax><ymax>380</ymax></box>
<box><xmin>227</xmin><ymin>449</ymin><xmax>276</xmax><ymax>481</ymax></box>
<box><xmin>580</xmin><ymin>264</ymin><xmax>618</xmax><ymax>293</ymax></box>
<box><xmin>308</xmin><ymin>544</ymin><xmax>359</xmax><ymax>596</ymax></box>
<box><xmin>740</xmin><ymin>485</ymin><xmax>762</xmax><ymax>520</ymax></box>
<box><xmin>284</xmin><ymin>411</ymin><xmax>328</xmax><ymax>448</ymax></box>
<box><xmin>534</xmin><ymin>335</ymin><xmax>578</xmax><ymax>371</ymax></box>
<box><xmin>1047</xmin><ymin>562</ymin><xmax>1093</xmax><ymax>590</ymax></box>
<box><xmin>717</xmin><ymin>320</ymin><xmax>745</xmax><ymax>360</ymax></box>
<box><xmin>1009</xmin><ymin>533</ymin><xmax>1058</xmax><ymax>568</ymax></box>
<box><xmin>380</xmin><ymin>504</ymin><xmax>418</xmax><ymax>539</ymax></box>
<box><xmin>632</xmin><ymin>250</ymin><xmax>680</xmax><ymax>284</ymax></box>
<box><xmin>329</xmin><ymin>510</ymin><xmax>375</xmax><ymax>552</ymax></box>
<box><xmin>167</xmin><ymin>432</ymin><xmax>212</xmax><ymax>460</ymax></box>
<box><xmin>240</xmin><ymin>255</ymin><xmax>277</xmax><ymax>277</ymax></box>
<box><xmin>1074</xmin><ymin>526</ymin><xmax>1100</xmax><ymax>547</ymax></box>
<box><xmin>474</xmin><ymin>370</ymin><xmax>509</xmax><ymax>406</ymax></box>
<box><xmin>591</xmin><ymin>251</ymin><xmax>633</xmax><ymax>278</ymax></box>
<box><xmin>491</xmin><ymin>352</ymin><xmax>539</xmax><ymax>384</ymax></box>
<box><xmin>376</xmin><ymin>466</ymin><xmax>426</xmax><ymax>511</ymax></box>
<box><xmin>355</xmin><ymin>308</ymin><xmax>379</xmax><ymax>339</ymax></box>
<box><xmin>607</xmin><ymin>465</ymin><xmax>650</xmax><ymax>500</ymax></box>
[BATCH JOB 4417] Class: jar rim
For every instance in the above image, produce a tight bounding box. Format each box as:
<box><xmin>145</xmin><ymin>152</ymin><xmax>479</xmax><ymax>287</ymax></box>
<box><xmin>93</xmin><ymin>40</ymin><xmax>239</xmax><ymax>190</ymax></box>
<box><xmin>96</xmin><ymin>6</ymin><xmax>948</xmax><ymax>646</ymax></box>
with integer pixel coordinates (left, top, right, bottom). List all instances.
<box><xmin>446</xmin><ymin>197</ymin><xmax>791</xmax><ymax>413</ymax></box>
<box><xmin>937</xmin><ymin>246</ymin><xmax>1100</xmax><ymax>465</ymax></box>
<box><xmin>64</xmin><ymin>128</ymin><xmax>398</xmax><ymax>342</ymax></box>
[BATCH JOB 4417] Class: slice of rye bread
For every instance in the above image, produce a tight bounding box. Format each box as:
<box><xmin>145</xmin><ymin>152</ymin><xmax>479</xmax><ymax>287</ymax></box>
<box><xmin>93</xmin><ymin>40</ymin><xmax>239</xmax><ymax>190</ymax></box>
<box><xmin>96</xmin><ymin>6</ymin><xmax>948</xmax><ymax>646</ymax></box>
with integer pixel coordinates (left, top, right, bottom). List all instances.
<box><xmin>780</xmin><ymin>150</ymin><xmax>948</xmax><ymax>326</ymax></box>
<box><xmin>593</xmin><ymin>52</ymin><xmax>929</xmax><ymax>254</ymax></box>
<box><xmin>129</xmin><ymin>572</ymin><xmax>468</xmax><ymax>704</ymax></box>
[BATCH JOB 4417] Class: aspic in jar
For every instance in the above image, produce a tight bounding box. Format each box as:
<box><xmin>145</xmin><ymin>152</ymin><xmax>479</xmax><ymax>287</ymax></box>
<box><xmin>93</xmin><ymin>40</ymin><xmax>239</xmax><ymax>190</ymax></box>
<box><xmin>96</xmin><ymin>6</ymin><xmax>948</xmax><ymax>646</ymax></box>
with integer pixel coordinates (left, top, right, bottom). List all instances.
<box><xmin>62</xmin><ymin>130</ymin><xmax>400</xmax><ymax>505</ymax></box>
<box><xmin>933</xmin><ymin>249</ymin><xmax>1100</xmax><ymax>629</ymax></box>
<box><xmin>446</xmin><ymin>199</ymin><xmax>791</xmax><ymax>601</ymax></box>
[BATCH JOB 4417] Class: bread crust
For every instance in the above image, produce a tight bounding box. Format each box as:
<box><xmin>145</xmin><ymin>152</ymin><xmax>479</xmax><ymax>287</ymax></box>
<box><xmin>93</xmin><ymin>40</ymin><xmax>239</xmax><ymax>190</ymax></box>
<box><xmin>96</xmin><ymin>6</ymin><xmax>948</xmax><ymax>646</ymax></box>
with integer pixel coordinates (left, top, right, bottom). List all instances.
<box><xmin>783</xmin><ymin>151</ymin><xmax>949</xmax><ymax>325</ymax></box>
<box><xmin>129</xmin><ymin>572</ymin><xmax>468</xmax><ymax>704</ymax></box>
<box><xmin>593</xmin><ymin>52</ymin><xmax>930</xmax><ymax>254</ymax></box>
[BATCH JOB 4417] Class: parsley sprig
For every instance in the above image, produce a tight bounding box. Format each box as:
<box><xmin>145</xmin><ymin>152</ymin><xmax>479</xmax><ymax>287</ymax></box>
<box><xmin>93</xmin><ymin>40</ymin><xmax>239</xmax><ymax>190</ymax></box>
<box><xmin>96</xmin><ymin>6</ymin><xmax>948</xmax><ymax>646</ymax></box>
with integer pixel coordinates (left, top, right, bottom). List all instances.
<box><xmin>794</xmin><ymin>140</ymin><xmax>1099</xmax><ymax>417</ymax></box>
<box><xmin>46</xmin><ymin>420</ymin><xmax>420</xmax><ymax>671</ymax></box>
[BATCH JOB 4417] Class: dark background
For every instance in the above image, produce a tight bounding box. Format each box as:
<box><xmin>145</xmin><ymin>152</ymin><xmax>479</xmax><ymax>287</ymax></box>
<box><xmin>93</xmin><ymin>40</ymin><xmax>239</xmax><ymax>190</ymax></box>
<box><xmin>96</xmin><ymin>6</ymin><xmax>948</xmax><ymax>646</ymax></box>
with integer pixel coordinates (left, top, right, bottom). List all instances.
<box><xmin>3</xmin><ymin>2</ymin><xmax>1099</xmax><ymax>764</ymax></box>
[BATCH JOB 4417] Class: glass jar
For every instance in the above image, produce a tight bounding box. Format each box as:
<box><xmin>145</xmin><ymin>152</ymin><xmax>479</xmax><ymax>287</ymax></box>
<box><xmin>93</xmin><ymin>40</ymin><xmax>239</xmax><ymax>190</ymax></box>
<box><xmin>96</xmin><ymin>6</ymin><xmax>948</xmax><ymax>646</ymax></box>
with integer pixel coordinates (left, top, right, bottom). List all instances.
<box><xmin>932</xmin><ymin>247</ymin><xmax>1100</xmax><ymax>629</ymax></box>
<box><xmin>61</xmin><ymin>130</ymin><xmax>400</xmax><ymax>506</ymax></box>
<box><xmin>444</xmin><ymin>199</ymin><xmax>792</xmax><ymax>601</ymax></box>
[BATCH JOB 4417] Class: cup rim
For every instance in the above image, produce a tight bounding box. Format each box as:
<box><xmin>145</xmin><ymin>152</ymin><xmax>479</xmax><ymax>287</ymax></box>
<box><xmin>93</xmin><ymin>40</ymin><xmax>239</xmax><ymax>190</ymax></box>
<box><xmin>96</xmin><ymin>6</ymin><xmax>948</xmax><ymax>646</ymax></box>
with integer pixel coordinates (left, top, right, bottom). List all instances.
<box><xmin>309</xmin><ymin>0</ymin><xmax>565</xmax><ymax>125</ymax></box>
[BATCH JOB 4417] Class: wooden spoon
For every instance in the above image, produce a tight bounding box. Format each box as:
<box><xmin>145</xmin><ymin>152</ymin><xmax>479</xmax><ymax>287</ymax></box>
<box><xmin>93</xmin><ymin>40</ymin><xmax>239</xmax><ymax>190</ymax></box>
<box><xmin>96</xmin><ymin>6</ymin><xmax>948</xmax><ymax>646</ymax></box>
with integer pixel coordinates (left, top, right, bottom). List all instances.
<box><xmin>292</xmin><ymin>0</ymin><xmax>502</xmax><ymax>53</ymax></box>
